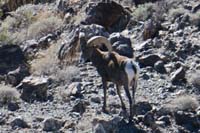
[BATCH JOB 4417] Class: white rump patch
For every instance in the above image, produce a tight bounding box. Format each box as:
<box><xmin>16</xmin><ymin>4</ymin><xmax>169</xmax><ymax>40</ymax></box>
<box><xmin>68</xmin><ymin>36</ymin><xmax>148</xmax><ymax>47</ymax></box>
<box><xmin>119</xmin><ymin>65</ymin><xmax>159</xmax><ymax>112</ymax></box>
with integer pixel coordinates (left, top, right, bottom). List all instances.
<box><xmin>125</xmin><ymin>59</ymin><xmax>135</xmax><ymax>86</ymax></box>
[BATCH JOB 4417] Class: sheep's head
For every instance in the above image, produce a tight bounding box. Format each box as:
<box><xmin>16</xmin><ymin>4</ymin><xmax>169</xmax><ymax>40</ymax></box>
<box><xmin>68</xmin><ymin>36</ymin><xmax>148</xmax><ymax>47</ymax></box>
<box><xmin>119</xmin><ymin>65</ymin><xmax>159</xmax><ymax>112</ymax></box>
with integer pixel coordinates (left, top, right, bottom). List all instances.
<box><xmin>79</xmin><ymin>34</ymin><xmax>113</xmax><ymax>63</ymax></box>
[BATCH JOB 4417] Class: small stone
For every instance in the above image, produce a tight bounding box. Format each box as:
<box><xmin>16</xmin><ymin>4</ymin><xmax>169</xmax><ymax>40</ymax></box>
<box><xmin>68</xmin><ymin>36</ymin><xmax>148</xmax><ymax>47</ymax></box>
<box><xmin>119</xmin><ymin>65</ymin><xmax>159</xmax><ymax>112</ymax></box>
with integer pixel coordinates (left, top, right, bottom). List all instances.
<box><xmin>7</xmin><ymin>102</ymin><xmax>19</xmax><ymax>111</ymax></box>
<box><xmin>138</xmin><ymin>54</ymin><xmax>161</xmax><ymax>67</ymax></box>
<box><xmin>174</xmin><ymin>30</ymin><xmax>183</xmax><ymax>36</ymax></box>
<box><xmin>91</xmin><ymin>96</ymin><xmax>101</xmax><ymax>104</ymax></box>
<box><xmin>0</xmin><ymin>113</ymin><xmax>7</xmax><ymax>125</ymax></box>
<box><xmin>154</xmin><ymin>61</ymin><xmax>167</xmax><ymax>74</ymax></box>
<box><xmin>143</xmin><ymin>112</ymin><xmax>155</xmax><ymax>126</ymax></box>
<box><xmin>6</xmin><ymin>65</ymin><xmax>29</xmax><ymax>86</ymax></box>
<box><xmin>43</xmin><ymin>118</ymin><xmax>65</xmax><ymax>132</ymax></box>
<box><xmin>192</xmin><ymin>4</ymin><xmax>200</xmax><ymax>13</ymax></box>
<box><xmin>134</xmin><ymin>102</ymin><xmax>152</xmax><ymax>115</ymax></box>
<box><xmin>141</xmin><ymin>73</ymin><xmax>150</xmax><ymax>80</ymax></box>
<box><xmin>170</xmin><ymin>67</ymin><xmax>186</xmax><ymax>83</ymax></box>
<box><xmin>157</xmin><ymin>116</ymin><xmax>171</xmax><ymax>125</ymax></box>
<box><xmin>155</xmin><ymin>121</ymin><xmax>165</xmax><ymax>127</ymax></box>
<box><xmin>10</xmin><ymin>117</ymin><xmax>29</xmax><ymax>129</ymax></box>
<box><xmin>67</xmin><ymin>82</ymin><xmax>83</xmax><ymax>98</ymax></box>
<box><xmin>72</xmin><ymin>100</ymin><xmax>87</xmax><ymax>115</ymax></box>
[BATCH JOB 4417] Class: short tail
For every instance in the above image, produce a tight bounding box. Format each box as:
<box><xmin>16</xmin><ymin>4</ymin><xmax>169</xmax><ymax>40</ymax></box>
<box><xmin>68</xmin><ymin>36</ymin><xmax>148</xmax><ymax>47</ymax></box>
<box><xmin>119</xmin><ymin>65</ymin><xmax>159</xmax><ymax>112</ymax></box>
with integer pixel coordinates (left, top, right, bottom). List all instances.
<box><xmin>131</xmin><ymin>60</ymin><xmax>140</xmax><ymax>81</ymax></box>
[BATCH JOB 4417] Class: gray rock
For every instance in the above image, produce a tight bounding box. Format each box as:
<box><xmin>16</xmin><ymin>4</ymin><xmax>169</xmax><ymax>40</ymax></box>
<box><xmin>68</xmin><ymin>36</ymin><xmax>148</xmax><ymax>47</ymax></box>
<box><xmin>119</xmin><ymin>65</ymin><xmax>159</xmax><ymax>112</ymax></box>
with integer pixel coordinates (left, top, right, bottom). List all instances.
<box><xmin>43</xmin><ymin>118</ymin><xmax>65</xmax><ymax>132</ymax></box>
<box><xmin>6</xmin><ymin>65</ymin><xmax>29</xmax><ymax>86</ymax></box>
<box><xmin>91</xmin><ymin>96</ymin><xmax>101</xmax><ymax>104</ymax></box>
<box><xmin>174</xmin><ymin>111</ymin><xmax>200</xmax><ymax>132</ymax></box>
<box><xmin>154</xmin><ymin>61</ymin><xmax>167</xmax><ymax>74</ymax></box>
<box><xmin>17</xmin><ymin>76</ymin><xmax>50</xmax><ymax>102</ymax></box>
<box><xmin>192</xmin><ymin>4</ymin><xmax>200</xmax><ymax>13</ymax></box>
<box><xmin>0</xmin><ymin>113</ymin><xmax>7</xmax><ymax>125</ymax></box>
<box><xmin>109</xmin><ymin>33</ymin><xmax>133</xmax><ymax>58</ymax></box>
<box><xmin>22</xmin><ymin>39</ymin><xmax>39</xmax><ymax>58</ymax></box>
<box><xmin>170</xmin><ymin>67</ymin><xmax>186</xmax><ymax>83</ymax></box>
<box><xmin>83</xmin><ymin>1</ymin><xmax>130</xmax><ymax>32</ymax></box>
<box><xmin>141</xmin><ymin>73</ymin><xmax>150</xmax><ymax>80</ymax></box>
<box><xmin>157</xmin><ymin>116</ymin><xmax>171</xmax><ymax>126</ymax></box>
<box><xmin>38</xmin><ymin>34</ymin><xmax>57</xmax><ymax>48</ymax></box>
<box><xmin>155</xmin><ymin>121</ymin><xmax>165</xmax><ymax>127</ymax></box>
<box><xmin>92</xmin><ymin>116</ymin><xmax>122</xmax><ymax>133</ymax></box>
<box><xmin>0</xmin><ymin>45</ymin><xmax>25</xmax><ymax>75</ymax></box>
<box><xmin>138</xmin><ymin>54</ymin><xmax>161</xmax><ymax>67</ymax></box>
<box><xmin>80</xmin><ymin>24</ymin><xmax>109</xmax><ymax>40</ymax></box>
<box><xmin>10</xmin><ymin>117</ymin><xmax>29</xmax><ymax>129</ymax></box>
<box><xmin>72</xmin><ymin>100</ymin><xmax>87</xmax><ymax>115</ymax></box>
<box><xmin>143</xmin><ymin>111</ymin><xmax>155</xmax><ymax>127</ymax></box>
<box><xmin>135</xmin><ymin>39</ymin><xmax>152</xmax><ymax>51</ymax></box>
<box><xmin>66</xmin><ymin>82</ymin><xmax>83</xmax><ymax>98</ymax></box>
<box><xmin>134</xmin><ymin>102</ymin><xmax>152</xmax><ymax>115</ymax></box>
<box><xmin>164</xmin><ymin>40</ymin><xmax>176</xmax><ymax>51</ymax></box>
<box><xmin>174</xmin><ymin>30</ymin><xmax>183</xmax><ymax>37</ymax></box>
<box><xmin>7</xmin><ymin>102</ymin><xmax>19</xmax><ymax>111</ymax></box>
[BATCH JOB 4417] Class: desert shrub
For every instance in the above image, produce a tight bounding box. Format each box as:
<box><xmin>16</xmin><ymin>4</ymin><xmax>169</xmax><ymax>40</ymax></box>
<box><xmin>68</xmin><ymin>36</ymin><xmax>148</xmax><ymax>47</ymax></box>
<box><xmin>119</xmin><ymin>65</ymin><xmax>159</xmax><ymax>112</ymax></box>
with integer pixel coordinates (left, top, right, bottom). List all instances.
<box><xmin>168</xmin><ymin>8</ymin><xmax>187</xmax><ymax>22</ymax></box>
<box><xmin>132</xmin><ymin>3</ymin><xmax>155</xmax><ymax>22</ymax></box>
<box><xmin>0</xmin><ymin>4</ymin><xmax>63</xmax><ymax>44</ymax></box>
<box><xmin>0</xmin><ymin>84</ymin><xmax>20</xmax><ymax>104</ymax></box>
<box><xmin>132</xmin><ymin>1</ymin><xmax>167</xmax><ymax>23</ymax></box>
<box><xmin>27</xmin><ymin>16</ymin><xmax>62</xmax><ymax>39</ymax></box>
<box><xmin>189</xmin><ymin>12</ymin><xmax>200</xmax><ymax>28</ymax></box>
<box><xmin>189</xmin><ymin>71</ymin><xmax>200</xmax><ymax>88</ymax></box>
<box><xmin>164</xmin><ymin>95</ymin><xmax>199</xmax><ymax>112</ymax></box>
<box><xmin>30</xmin><ymin>42</ymin><xmax>79</xmax><ymax>85</ymax></box>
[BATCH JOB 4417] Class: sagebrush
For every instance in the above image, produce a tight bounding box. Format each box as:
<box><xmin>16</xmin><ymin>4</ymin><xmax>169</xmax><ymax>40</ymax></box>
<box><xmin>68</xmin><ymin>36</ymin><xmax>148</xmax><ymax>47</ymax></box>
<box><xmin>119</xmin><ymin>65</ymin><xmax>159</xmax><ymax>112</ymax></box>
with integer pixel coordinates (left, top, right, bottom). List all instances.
<box><xmin>0</xmin><ymin>84</ymin><xmax>20</xmax><ymax>104</ymax></box>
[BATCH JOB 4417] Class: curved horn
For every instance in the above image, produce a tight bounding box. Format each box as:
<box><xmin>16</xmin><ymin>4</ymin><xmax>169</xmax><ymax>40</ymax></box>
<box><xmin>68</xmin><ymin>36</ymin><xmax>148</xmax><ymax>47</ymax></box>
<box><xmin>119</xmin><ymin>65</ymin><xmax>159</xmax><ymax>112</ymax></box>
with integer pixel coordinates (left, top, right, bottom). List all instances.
<box><xmin>87</xmin><ymin>36</ymin><xmax>113</xmax><ymax>52</ymax></box>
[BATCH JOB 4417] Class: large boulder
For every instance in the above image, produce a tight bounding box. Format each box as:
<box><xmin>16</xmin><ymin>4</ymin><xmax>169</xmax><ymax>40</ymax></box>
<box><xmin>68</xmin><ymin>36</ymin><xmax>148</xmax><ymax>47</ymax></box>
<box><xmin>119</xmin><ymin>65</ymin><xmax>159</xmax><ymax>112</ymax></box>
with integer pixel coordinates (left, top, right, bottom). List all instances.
<box><xmin>58</xmin><ymin>24</ymin><xmax>109</xmax><ymax>61</ymax></box>
<box><xmin>10</xmin><ymin>117</ymin><xmax>30</xmax><ymax>129</ymax></box>
<box><xmin>92</xmin><ymin>116</ymin><xmax>145</xmax><ymax>133</ymax></box>
<box><xmin>82</xmin><ymin>1</ymin><xmax>130</xmax><ymax>32</ymax></box>
<box><xmin>109</xmin><ymin>33</ymin><xmax>134</xmax><ymax>58</ymax></box>
<box><xmin>17</xmin><ymin>76</ymin><xmax>50</xmax><ymax>102</ymax></box>
<box><xmin>138</xmin><ymin>54</ymin><xmax>162</xmax><ymax>67</ymax></box>
<box><xmin>0</xmin><ymin>45</ymin><xmax>26</xmax><ymax>75</ymax></box>
<box><xmin>6</xmin><ymin>65</ymin><xmax>29</xmax><ymax>86</ymax></box>
<box><xmin>174</xmin><ymin>111</ymin><xmax>200</xmax><ymax>132</ymax></box>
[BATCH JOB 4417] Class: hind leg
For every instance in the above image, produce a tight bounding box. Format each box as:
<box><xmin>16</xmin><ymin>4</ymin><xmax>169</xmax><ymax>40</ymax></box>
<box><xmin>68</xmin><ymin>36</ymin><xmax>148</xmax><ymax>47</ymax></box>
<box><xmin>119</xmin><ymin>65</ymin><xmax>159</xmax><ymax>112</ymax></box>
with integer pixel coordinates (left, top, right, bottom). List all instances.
<box><xmin>132</xmin><ymin>80</ymin><xmax>137</xmax><ymax>115</ymax></box>
<box><xmin>116</xmin><ymin>85</ymin><xmax>126</xmax><ymax>111</ymax></box>
<box><xmin>124</xmin><ymin>84</ymin><xmax>133</xmax><ymax>121</ymax></box>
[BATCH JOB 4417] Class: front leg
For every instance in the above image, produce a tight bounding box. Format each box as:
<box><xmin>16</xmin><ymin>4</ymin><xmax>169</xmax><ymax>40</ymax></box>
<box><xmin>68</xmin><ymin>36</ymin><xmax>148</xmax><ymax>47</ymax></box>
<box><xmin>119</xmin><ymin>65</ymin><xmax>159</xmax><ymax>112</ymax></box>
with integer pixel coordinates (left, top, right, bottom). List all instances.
<box><xmin>102</xmin><ymin>79</ymin><xmax>108</xmax><ymax>113</ymax></box>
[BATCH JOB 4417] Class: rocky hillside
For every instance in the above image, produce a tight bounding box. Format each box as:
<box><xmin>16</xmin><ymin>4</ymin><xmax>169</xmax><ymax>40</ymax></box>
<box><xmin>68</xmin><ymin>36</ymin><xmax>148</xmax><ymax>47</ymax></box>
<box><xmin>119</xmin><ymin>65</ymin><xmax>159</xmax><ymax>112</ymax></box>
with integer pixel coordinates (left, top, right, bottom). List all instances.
<box><xmin>0</xmin><ymin>0</ymin><xmax>200</xmax><ymax>132</ymax></box>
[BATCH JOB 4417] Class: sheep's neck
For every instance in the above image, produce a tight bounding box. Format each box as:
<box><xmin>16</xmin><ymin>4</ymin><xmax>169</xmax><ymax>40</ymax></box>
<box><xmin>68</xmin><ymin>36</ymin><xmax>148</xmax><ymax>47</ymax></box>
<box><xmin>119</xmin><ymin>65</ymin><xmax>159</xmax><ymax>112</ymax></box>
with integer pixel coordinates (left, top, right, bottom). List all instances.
<box><xmin>90</xmin><ymin>48</ymin><xmax>108</xmax><ymax>67</ymax></box>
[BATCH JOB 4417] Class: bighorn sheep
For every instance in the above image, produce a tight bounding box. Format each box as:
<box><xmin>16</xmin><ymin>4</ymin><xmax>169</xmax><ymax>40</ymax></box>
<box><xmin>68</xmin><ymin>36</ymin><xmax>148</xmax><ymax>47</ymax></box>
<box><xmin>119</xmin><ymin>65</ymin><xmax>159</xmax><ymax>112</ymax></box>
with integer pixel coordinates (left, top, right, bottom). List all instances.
<box><xmin>79</xmin><ymin>33</ymin><xmax>139</xmax><ymax>121</ymax></box>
